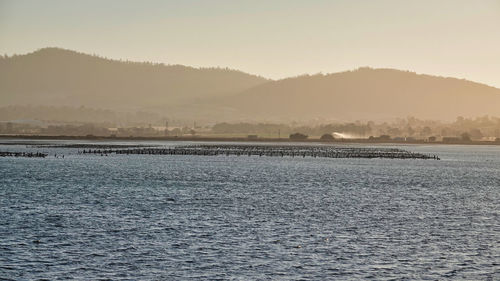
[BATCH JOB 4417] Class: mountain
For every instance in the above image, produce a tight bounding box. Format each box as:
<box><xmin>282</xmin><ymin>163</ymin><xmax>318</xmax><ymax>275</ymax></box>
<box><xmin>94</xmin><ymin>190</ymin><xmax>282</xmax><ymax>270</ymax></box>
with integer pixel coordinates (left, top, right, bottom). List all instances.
<box><xmin>220</xmin><ymin>68</ymin><xmax>500</xmax><ymax>121</ymax></box>
<box><xmin>1</xmin><ymin>48</ymin><xmax>500</xmax><ymax>122</ymax></box>
<box><xmin>0</xmin><ymin>48</ymin><xmax>268</xmax><ymax>110</ymax></box>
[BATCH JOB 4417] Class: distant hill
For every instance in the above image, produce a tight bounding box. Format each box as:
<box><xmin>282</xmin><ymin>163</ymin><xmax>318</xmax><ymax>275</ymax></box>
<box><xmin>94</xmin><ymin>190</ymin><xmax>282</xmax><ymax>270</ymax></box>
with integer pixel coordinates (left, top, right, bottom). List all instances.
<box><xmin>220</xmin><ymin>68</ymin><xmax>500</xmax><ymax>120</ymax></box>
<box><xmin>2</xmin><ymin>48</ymin><xmax>500</xmax><ymax>122</ymax></box>
<box><xmin>0</xmin><ymin>48</ymin><xmax>268</xmax><ymax>110</ymax></box>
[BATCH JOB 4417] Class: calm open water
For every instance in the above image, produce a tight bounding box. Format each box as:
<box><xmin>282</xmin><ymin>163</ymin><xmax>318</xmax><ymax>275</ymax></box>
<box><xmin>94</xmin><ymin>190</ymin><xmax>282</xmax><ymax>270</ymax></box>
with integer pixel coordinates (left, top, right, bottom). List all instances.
<box><xmin>1</xmin><ymin>140</ymin><xmax>499</xmax><ymax>280</ymax></box>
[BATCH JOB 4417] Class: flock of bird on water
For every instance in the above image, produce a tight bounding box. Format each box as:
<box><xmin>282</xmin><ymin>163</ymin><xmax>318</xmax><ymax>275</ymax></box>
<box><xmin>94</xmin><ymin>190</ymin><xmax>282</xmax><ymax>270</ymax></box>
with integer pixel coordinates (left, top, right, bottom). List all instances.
<box><xmin>0</xmin><ymin>144</ymin><xmax>440</xmax><ymax>160</ymax></box>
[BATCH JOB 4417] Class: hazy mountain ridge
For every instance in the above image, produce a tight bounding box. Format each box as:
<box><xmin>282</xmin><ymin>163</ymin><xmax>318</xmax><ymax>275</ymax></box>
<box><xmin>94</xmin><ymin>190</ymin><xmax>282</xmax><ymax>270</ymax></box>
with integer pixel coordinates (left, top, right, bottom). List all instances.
<box><xmin>1</xmin><ymin>48</ymin><xmax>500</xmax><ymax>122</ymax></box>
<box><xmin>221</xmin><ymin>67</ymin><xmax>500</xmax><ymax>120</ymax></box>
<box><xmin>0</xmin><ymin>47</ymin><xmax>268</xmax><ymax>109</ymax></box>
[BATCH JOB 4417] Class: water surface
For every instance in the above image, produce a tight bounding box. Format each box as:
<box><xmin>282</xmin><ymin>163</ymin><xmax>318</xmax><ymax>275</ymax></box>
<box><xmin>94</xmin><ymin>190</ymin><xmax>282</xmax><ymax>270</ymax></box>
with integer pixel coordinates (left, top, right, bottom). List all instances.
<box><xmin>1</xmin><ymin>141</ymin><xmax>499</xmax><ymax>280</ymax></box>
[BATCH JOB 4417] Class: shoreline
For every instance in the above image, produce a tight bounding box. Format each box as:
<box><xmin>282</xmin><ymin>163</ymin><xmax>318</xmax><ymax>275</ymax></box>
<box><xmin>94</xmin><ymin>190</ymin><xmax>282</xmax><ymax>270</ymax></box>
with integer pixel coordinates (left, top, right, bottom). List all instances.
<box><xmin>1</xmin><ymin>134</ymin><xmax>499</xmax><ymax>146</ymax></box>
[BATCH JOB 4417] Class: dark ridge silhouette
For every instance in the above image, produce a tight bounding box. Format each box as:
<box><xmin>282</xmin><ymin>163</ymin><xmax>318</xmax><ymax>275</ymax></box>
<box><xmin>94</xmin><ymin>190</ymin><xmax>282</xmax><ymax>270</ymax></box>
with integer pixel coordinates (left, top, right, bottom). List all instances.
<box><xmin>220</xmin><ymin>67</ymin><xmax>500</xmax><ymax>120</ymax></box>
<box><xmin>0</xmin><ymin>47</ymin><xmax>268</xmax><ymax>109</ymax></box>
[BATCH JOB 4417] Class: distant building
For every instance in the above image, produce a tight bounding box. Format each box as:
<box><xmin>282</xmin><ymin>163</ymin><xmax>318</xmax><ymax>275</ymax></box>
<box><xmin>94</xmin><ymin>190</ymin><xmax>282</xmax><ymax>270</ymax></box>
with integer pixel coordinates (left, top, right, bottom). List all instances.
<box><xmin>289</xmin><ymin>133</ymin><xmax>308</xmax><ymax>140</ymax></box>
<box><xmin>461</xmin><ymin>132</ymin><xmax>472</xmax><ymax>142</ymax></box>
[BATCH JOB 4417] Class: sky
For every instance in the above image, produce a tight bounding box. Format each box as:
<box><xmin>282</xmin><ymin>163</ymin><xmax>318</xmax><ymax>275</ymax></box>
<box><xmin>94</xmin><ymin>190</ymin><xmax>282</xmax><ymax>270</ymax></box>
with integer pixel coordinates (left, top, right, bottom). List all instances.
<box><xmin>1</xmin><ymin>0</ymin><xmax>499</xmax><ymax>87</ymax></box>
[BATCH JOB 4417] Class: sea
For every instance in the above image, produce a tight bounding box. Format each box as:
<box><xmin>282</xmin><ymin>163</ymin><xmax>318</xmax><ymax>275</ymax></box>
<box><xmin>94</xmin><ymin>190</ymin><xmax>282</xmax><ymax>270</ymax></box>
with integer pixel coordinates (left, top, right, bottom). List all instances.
<box><xmin>0</xmin><ymin>139</ymin><xmax>499</xmax><ymax>280</ymax></box>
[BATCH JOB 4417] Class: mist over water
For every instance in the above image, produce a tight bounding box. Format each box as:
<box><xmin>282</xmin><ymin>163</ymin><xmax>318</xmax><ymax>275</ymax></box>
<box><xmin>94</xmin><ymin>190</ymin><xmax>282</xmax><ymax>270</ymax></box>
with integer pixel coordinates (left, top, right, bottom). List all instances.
<box><xmin>1</xmin><ymin>141</ymin><xmax>499</xmax><ymax>280</ymax></box>
<box><xmin>332</xmin><ymin>132</ymin><xmax>360</xmax><ymax>139</ymax></box>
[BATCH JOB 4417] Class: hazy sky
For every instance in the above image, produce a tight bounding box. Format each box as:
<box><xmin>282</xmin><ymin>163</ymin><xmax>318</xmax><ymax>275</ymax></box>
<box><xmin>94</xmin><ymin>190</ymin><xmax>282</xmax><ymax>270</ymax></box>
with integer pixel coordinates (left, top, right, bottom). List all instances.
<box><xmin>1</xmin><ymin>0</ymin><xmax>499</xmax><ymax>87</ymax></box>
